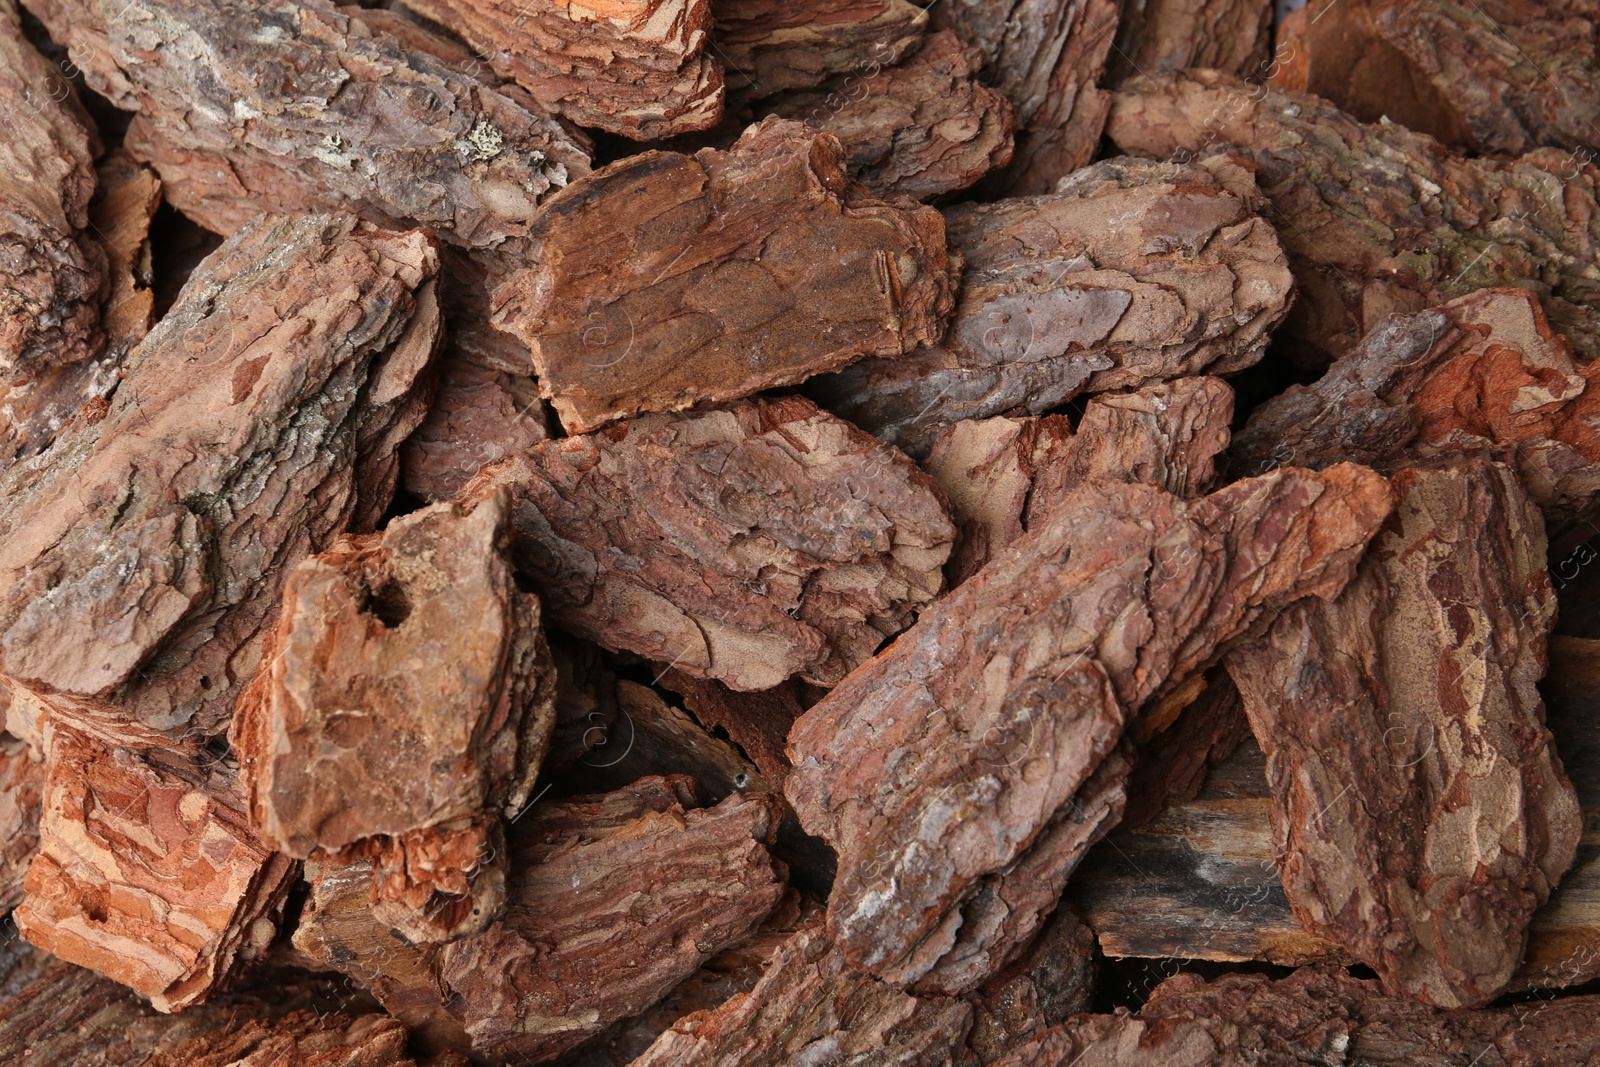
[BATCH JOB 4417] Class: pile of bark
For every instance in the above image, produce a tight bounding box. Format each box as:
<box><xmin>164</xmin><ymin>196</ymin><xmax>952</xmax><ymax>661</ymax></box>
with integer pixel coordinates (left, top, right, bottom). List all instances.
<box><xmin>2</xmin><ymin>0</ymin><xmax>1600</xmax><ymax>1063</ymax></box>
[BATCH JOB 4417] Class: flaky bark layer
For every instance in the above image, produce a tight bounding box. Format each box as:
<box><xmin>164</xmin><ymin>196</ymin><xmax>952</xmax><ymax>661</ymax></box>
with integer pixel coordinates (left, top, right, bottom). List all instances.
<box><xmin>814</xmin><ymin>157</ymin><xmax>1289</xmax><ymax>458</ymax></box>
<box><xmin>400</xmin><ymin>354</ymin><xmax>548</xmax><ymax>502</ymax></box>
<box><xmin>1109</xmin><ymin>0</ymin><xmax>1274</xmax><ymax>83</ymax></box>
<box><xmin>712</xmin><ymin>0</ymin><xmax>927</xmax><ymax>100</ymax></box>
<box><xmin>465</xmin><ymin>396</ymin><xmax>955</xmax><ymax>690</ymax></box>
<box><xmin>493</xmin><ymin>118</ymin><xmax>957</xmax><ymax>432</ymax></box>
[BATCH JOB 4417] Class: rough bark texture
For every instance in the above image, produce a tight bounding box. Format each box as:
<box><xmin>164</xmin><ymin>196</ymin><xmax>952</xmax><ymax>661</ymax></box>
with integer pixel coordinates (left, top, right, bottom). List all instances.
<box><xmin>0</xmin><ymin>0</ymin><xmax>104</xmax><ymax>375</ymax></box>
<box><xmin>0</xmin><ymin>214</ymin><xmax>441</xmax><ymax>745</ymax></box>
<box><xmin>13</xmin><ymin>728</ymin><xmax>297</xmax><ymax>1012</ymax></box>
<box><xmin>1233</xmin><ymin>288</ymin><xmax>1600</xmax><ymax>549</ymax></box>
<box><xmin>1278</xmin><ymin>0</ymin><xmax>1600</xmax><ymax>157</ymax></box>
<box><xmin>1109</xmin><ymin>0</ymin><xmax>1274</xmax><ymax>83</ymax></box>
<box><xmin>398</xmin><ymin>0</ymin><xmax>724</xmax><ymax>139</ymax></box>
<box><xmin>762</xmin><ymin>30</ymin><xmax>1016</xmax><ymax>201</ymax></box>
<box><xmin>234</xmin><ymin>488</ymin><xmax>557</xmax><ymax>942</ymax></box>
<box><xmin>813</xmin><ymin>156</ymin><xmax>1290</xmax><ymax>458</ymax></box>
<box><xmin>711</xmin><ymin>0</ymin><xmax>928</xmax><ymax>100</ymax></box>
<box><xmin>1108</xmin><ymin>69</ymin><xmax>1600</xmax><ymax>366</ymax></box>
<box><xmin>464</xmin><ymin>395</ymin><xmax>955</xmax><ymax>691</ymax></box>
<box><xmin>1122</xmin><ymin>666</ymin><xmax>1250</xmax><ymax>828</ymax></box>
<box><xmin>493</xmin><ymin>117</ymin><xmax>957</xmax><ymax>433</ymax></box>
<box><xmin>990</xmin><ymin>968</ymin><xmax>1600</xmax><ymax>1067</ymax></box>
<box><xmin>630</xmin><ymin>923</ymin><xmax>975</xmax><ymax>1067</ymax></box>
<box><xmin>1224</xmin><ymin>461</ymin><xmax>1582</xmax><ymax>1008</ymax></box>
<box><xmin>922</xmin><ymin>377</ymin><xmax>1233</xmax><ymax>582</ymax></box>
<box><xmin>967</xmin><ymin>905</ymin><xmax>1097</xmax><ymax>1063</ymax></box>
<box><xmin>90</xmin><ymin>151</ymin><xmax>160</xmax><ymax>360</ymax></box>
<box><xmin>0</xmin><ymin>731</ymin><xmax>44</xmax><ymax>911</ymax></box>
<box><xmin>23</xmin><ymin>0</ymin><xmax>590</xmax><ymax>259</ymax></box>
<box><xmin>658</xmin><ymin>670</ymin><xmax>803</xmax><ymax>789</ymax></box>
<box><xmin>399</xmin><ymin>354</ymin><xmax>548</xmax><ymax>502</ymax></box>
<box><xmin>786</xmin><ymin>464</ymin><xmax>1392</xmax><ymax>992</ymax></box>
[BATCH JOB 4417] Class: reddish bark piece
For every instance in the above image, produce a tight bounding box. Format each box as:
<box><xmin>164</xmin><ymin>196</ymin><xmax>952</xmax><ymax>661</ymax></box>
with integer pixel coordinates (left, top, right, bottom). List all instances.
<box><xmin>146</xmin><ymin>1012</ymin><xmax>425</xmax><ymax>1067</ymax></box>
<box><xmin>13</xmin><ymin>728</ymin><xmax>296</xmax><ymax>1012</ymax></box>
<box><xmin>1224</xmin><ymin>461</ymin><xmax>1582</xmax><ymax>1008</ymax></box>
<box><xmin>711</xmin><ymin>0</ymin><xmax>927</xmax><ymax>100</ymax></box>
<box><xmin>989</xmin><ymin>967</ymin><xmax>1600</xmax><ymax>1066</ymax></box>
<box><xmin>659</xmin><ymin>669</ymin><xmax>804</xmax><ymax>788</ymax></box>
<box><xmin>0</xmin><ymin>732</ymin><xmax>44</xmax><ymax>912</ymax></box>
<box><xmin>398</xmin><ymin>0</ymin><xmax>723</xmax><ymax>139</ymax></box>
<box><xmin>762</xmin><ymin>30</ymin><xmax>1016</xmax><ymax>200</ymax></box>
<box><xmin>1122</xmin><ymin>667</ymin><xmax>1250</xmax><ymax>828</ymax></box>
<box><xmin>629</xmin><ymin>924</ymin><xmax>975</xmax><ymax>1067</ymax></box>
<box><xmin>492</xmin><ymin>117</ymin><xmax>957</xmax><ymax>433</ymax></box>
<box><xmin>967</xmin><ymin>907</ymin><xmax>1097</xmax><ymax>1064</ymax></box>
<box><xmin>786</xmin><ymin>464</ymin><xmax>1392</xmax><ymax>992</ymax></box>
<box><xmin>23</xmin><ymin>0</ymin><xmax>590</xmax><ymax>258</ymax></box>
<box><xmin>0</xmin><ymin>214</ymin><xmax>441</xmax><ymax>744</ymax></box>
<box><xmin>464</xmin><ymin>395</ymin><xmax>955</xmax><ymax>690</ymax></box>
<box><xmin>933</xmin><ymin>0</ymin><xmax>1121</xmax><ymax>193</ymax></box>
<box><xmin>1234</xmin><ymin>289</ymin><xmax>1600</xmax><ymax>549</ymax></box>
<box><xmin>1278</xmin><ymin>0</ymin><xmax>1600</xmax><ymax>156</ymax></box>
<box><xmin>923</xmin><ymin>377</ymin><xmax>1233</xmax><ymax>581</ymax></box>
<box><xmin>0</xmin><ymin>0</ymin><xmax>104</xmax><ymax>375</ymax></box>
<box><xmin>815</xmin><ymin>157</ymin><xmax>1288</xmax><ymax>458</ymax></box>
<box><xmin>1109</xmin><ymin>0</ymin><xmax>1274</xmax><ymax>83</ymax></box>
<box><xmin>400</xmin><ymin>354</ymin><xmax>548</xmax><ymax>503</ymax></box>
<box><xmin>1107</xmin><ymin>69</ymin><xmax>1600</xmax><ymax>365</ymax></box>
<box><xmin>235</xmin><ymin>489</ymin><xmax>557</xmax><ymax>941</ymax></box>
<box><xmin>90</xmin><ymin>150</ymin><xmax>160</xmax><ymax>361</ymax></box>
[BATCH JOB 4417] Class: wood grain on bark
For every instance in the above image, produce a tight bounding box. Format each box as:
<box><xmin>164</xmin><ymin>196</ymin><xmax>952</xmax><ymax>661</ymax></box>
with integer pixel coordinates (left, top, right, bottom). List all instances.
<box><xmin>762</xmin><ymin>30</ymin><xmax>1016</xmax><ymax>201</ymax></box>
<box><xmin>399</xmin><ymin>353</ymin><xmax>547</xmax><ymax>503</ymax></box>
<box><xmin>813</xmin><ymin>157</ymin><xmax>1288</xmax><ymax>459</ymax></box>
<box><xmin>711</xmin><ymin>0</ymin><xmax>927</xmax><ymax>100</ymax></box>
<box><xmin>786</xmin><ymin>464</ymin><xmax>1392</xmax><ymax>992</ymax></box>
<box><xmin>1277</xmin><ymin>0</ymin><xmax>1600</xmax><ymax>157</ymax></box>
<box><xmin>1109</xmin><ymin>0</ymin><xmax>1274</xmax><ymax>83</ymax></box>
<box><xmin>398</xmin><ymin>0</ymin><xmax>724</xmax><ymax>139</ymax></box>
<box><xmin>463</xmin><ymin>395</ymin><xmax>955</xmax><ymax>691</ymax></box>
<box><xmin>1224</xmin><ymin>460</ymin><xmax>1581</xmax><ymax>1008</ymax></box>
<box><xmin>492</xmin><ymin>117</ymin><xmax>957</xmax><ymax>433</ymax></box>
<box><xmin>0</xmin><ymin>214</ymin><xmax>441</xmax><ymax>744</ymax></box>
<box><xmin>1108</xmin><ymin>69</ymin><xmax>1600</xmax><ymax>366</ymax></box>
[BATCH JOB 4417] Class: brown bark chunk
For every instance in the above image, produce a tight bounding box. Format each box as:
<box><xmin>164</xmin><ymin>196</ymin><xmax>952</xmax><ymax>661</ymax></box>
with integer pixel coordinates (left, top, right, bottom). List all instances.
<box><xmin>0</xmin><ymin>0</ymin><xmax>104</xmax><ymax>375</ymax></box>
<box><xmin>399</xmin><ymin>354</ymin><xmax>548</xmax><ymax>503</ymax></box>
<box><xmin>0</xmin><ymin>214</ymin><xmax>441</xmax><ymax>744</ymax></box>
<box><xmin>785</xmin><ymin>464</ymin><xmax>1392</xmax><ymax>992</ymax></box>
<box><xmin>1224</xmin><ymin>461</ymin><xmax>1582</xmax><ymax>1008</ymax></box>
<box><xmin>1122</xmin><ymin>666</ymin><xmax>1250</xmax><ymax>828</ymax></box>
<box><xmin>762</xmin><ymin>30</ymin><xmax>1016</xmax><ymax>200</ymax></box>
<box><xmin>492</xmin><ymin>117</ymin><xmax>957</xmax><ymax>433</ymax></box>
<box><xmin>712</xmin><ymin>0</ymin><xmax>928</xmax><ymax>100</ymax></box>
<box><xmin>14</xmin><ymin>728</ymin><xmax>297</xmax><ymax>1012</ymax></box>
<box><xmin>464</xmin><ymin>395</ymin><xmax>955</xmax><ymax>691</ymax></box>
<box><xmin>1108</xmin><ymin>69</ymin><xmax>1600</xmax><ymax>365</ymax></box>
<box><xmin>1109</xmin><ymin>0</ymin><xmax>1274</xmax><ymax>83</ymax></box>
<box><xmin>0</xmin><ymin>732</ymin><xmax>44</xmax><ymax>912</ymax></box>
<box><xmin>90</xmin><ymin>151</ymin><xmax>160</xmax><ymax>361</ymax></box>
<box><xmin>933</xmin><ymin>0</ymin><xmax>1120</xmax><ymax>193</ymax></box>
<box><xmin>658</xmin><ymin>670</ymin><xmax>804</xmax><ymax>789</ymax></box>
<box><xmin>398</xmin><ymin>0</ymin><xmax>724</xmax><ymax>139</ymax></box>
<box><xmin>629</xmin><ymin>923</ymin><xmax>975</xmax><ymax>1067</ymax></box>
<box><xmin>814</xmin><ymin>157</ymin><xmax>1289</xmax><ymax>458</ymax></box>
<box><xmin>1279</xmin><ymin>0</ymin><xmax>1600</xmax><ymax>157</ymax></box>
<box><xmin>966</xmin><ymin>907</ymin><xmax>1097</xmax><ymax>1064</ymax></box>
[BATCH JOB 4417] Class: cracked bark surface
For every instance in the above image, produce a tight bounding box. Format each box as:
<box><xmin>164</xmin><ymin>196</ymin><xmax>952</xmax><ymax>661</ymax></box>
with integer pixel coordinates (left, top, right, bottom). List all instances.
<box><xmin>1108</xmin><ymin>69</ymin><xmax>1600</xmax><ymax>365</ymax></box>
<box><xmin>814</xmin><ymin>157</ymin><xmax>1289</xmax><ymax>458</ymax></box>
<box><xmin>1109</xmin><ymin>0</ymin><xmax>1274</xmax><ymax>83</ymax></box>
<box><xmin>786</xmin><ymin>463</ymin><xmax>1392</xmax><ymax>993</ymax></box>
<box><xmin>711</xmin><ymin>0</ymin><xmax>928</xmax><ymax>101</ymax></box>
<box><xmin>492</xmin><ymin>117</ymin><xmax>957</xmax><ymax>433</ymax></box>
<box><xmin>398</xmin><ymin>0</ymin><xmax>724</xmax><ymax>139</ymax></box>
<box><xmin>399</xmin><ymin>353</ymin><xmax>547</xmax><ymax>503</ymax></box>
<box><xmin>464</xmin><ymin>395</ymin><xmax>955</xmax><ymax>691</ymax></box>
<box><xmin>0</xmin><ymin>731</ymin><xmax>44</xmax><ymax>912</ymax></box>
<box><xmin>0</xmin><ymin>213</ymin><xmax>441</xmax><ymax>745</ymax></box>
<box><xmin>1224</xmin><ymin>460</ymin><xmax>1582</xmax><ymax>1008</ymax></box>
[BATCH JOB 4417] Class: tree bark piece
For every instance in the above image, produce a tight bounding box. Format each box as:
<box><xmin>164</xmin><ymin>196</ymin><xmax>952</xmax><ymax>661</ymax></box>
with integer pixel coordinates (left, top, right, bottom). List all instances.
<box><xmin>0</xmin><ymin>731</ymin><xmax>44</xmax><ymax>912</ymax></box>
<box><xmin>13</xmin><ymin>728</ymin><xmax>297</xmax><ymax>1012</ymax></box>
<box><xmin>933</xmin><ymin>0</ymin><xmax>1120</xmax><ymax>194</ymax></box>
<box><xmin>1109</xmin><ymin>0</ymin><xmax>1274</xmax><ymax>83</ymax></box>
<box><xmin>398</xmin><ymin>0</ymin><xmax>723</xmax><ymax>139</ymax></box>
<box><xmin>786</xmin><ymin>463</ymin><xmax>1392</xmax><ymax>992</ymax></box>
<box><xmin>990</xmin><ymin>967</ymin><xmax>1600</xmax><ymax>1067</ymax></box>
<box><xmin>89</xmin><ymin>150</ymin><xmax>160</xmax><ymax>361</ymax></box>
<box><xmin>0</xmin><ymin>0</ymin><xmax>104</xmax><ymax>375</ymax></box>
<box><xmin>1121</xmin><ymin>666</ymin><xmax>1250</xmax><ymax>828</ymax></box>
<box><xmin>658</xmin><ymin>670</ymin><xmax>804</xmax><ymax>789</ymax></box>
<box><xmin>711</xmin><ymin>0</ymin><xmax>928</xmax><ymax>100</ymax></box>
<box><xmin>23</xmin><ymin>0</ymin><xmax>590</xmax><ymax>259</ymax></box>
<box><xmin>464</xmin><ymin>395</ymin><xmax>955</xmax><ymax>691</ymax></box>
<box><xmin>234</xmin><ymin>488</ymin><xmax>557</xmax><ymax>942</ymax></box>
<box><xmin>0</xmin><ymin>214</ymin><xmax>441</xmax><ymax>745</ymax></box>
<box><xmin>1277</xmin><ymin>0</ymin><xmax>1600</xmax><ymax>157</ymax></box>
<box><xmin>400</xmin><ymin>354</ymin><xmax>547</xmax><ymax>503</ymax></box>
<box><xmin>492</xmin><ymin>117</ymin><xmax>957</xmax><ymax>433</ymax></box>
<box><xmin>1108</xmin><ymin>69</ymin><xmax>1600</xmax><ymax>366</ymax></box>
<box><xmin>629</xmin><ymin>923</ymin><xmax>975</xmax><ymax>1067</ymax></box>
<box><xmin>762</xmin><ymin>30</ymin><xmax>1016</xmax><ymax>200</ymax></box>
<box><xmin>813</xmin><ymin>157</ymin><xmax>1289</xmax><ymax>458</ymax></box>
<box><xmin>966</xmin><ymin>907</ymin><xmax>1097</xmax><ymax>1064</ymax></box>
<box><xmin>1224</xmin><ymin>461</ymin><xmax>1582</xmax><ymax>1008</ymax></box>
<box><xmin>1233</xmin><ymin>288</ymin><xmax>1600</xmax><ymax>550</ymax></box>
